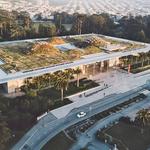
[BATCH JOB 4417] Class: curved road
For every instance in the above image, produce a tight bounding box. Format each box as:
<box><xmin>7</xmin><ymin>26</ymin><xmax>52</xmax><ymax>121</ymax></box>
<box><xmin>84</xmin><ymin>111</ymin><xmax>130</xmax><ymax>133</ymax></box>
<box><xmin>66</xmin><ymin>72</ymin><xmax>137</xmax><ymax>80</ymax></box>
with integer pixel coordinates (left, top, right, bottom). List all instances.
<box><xmin>12</xmin><ymin>84</ymin><xmax>147</xmax><ymax>150</ymax></box>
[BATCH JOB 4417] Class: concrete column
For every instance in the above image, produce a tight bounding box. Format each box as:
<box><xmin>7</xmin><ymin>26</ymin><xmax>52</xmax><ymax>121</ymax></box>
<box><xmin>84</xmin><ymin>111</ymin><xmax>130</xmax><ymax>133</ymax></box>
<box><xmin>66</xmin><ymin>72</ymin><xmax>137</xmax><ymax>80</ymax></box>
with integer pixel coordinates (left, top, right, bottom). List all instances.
<box><xmin>98</xmin><ymin>62</ymin><xmax>102</xmax><ymax>72</ymax></box>
<box><xmin>107</xmin><ymin>60</ymin><xmax>109</xmax><ymax>71</ymax></box>
<box><xmin>93</xmin><ymin>63</ymin><xmax>96</xmax><ymax>75</ymax></box>
<box><xmin>82</xmin><ymin>65</ymin><xmax>86</xmax><ymax>75</ymax></box>
<box><xmin>6</xmin><ymin>79</ymin><xmax>24</xmax><ymax>93</ymax></box>
<box><xmin>103</xmin><ymin>60</ymin><xmax>108</xmax><ymax>72</ymax></box>
<box><xmin>101</xmin><ymin>61</ymin><xmax>104</xmax><ymax>72</ymax></box>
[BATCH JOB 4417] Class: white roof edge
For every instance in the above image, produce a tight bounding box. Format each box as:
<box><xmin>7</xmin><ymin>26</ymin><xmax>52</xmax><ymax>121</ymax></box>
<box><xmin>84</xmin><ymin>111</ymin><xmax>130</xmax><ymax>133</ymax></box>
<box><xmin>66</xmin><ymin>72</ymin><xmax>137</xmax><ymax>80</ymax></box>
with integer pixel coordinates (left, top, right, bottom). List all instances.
<box><xmin>0</xmin><ymin>34</ymin><xmax>150</xmax><ymax>84</ymax></box>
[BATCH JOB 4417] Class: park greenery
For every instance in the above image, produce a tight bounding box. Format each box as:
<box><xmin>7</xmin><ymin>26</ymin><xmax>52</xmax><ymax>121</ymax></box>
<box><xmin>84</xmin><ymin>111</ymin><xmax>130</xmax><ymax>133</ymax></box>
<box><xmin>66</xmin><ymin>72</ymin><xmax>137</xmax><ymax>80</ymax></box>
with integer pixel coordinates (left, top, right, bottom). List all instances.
<box><xmin>0</xmin><ymin>10</ymin><xmax>56</xmax><ymax>41</ymax></box>
<box><xmin>96</xmin><ymin>109</ymin><xmax>150</xmax><ymax>150</ymax></box>
<box><xmin>0</xmin><ymin>9</ymin><xmax>150</xmax><ymax>150</ymax></box>
<box><xmin>0</xmin><ymin>9</ymin><xmax>147</xmax><ymax>74</ymax></box>
<box><xmin>120</xmin><ymin>51</ymin><xmax>150</xmax><ymax>73</ymax></box>
<box><xmin>0</xmin><ymin>10</ymin><xmax>150</xmax><ymax>43</ymax></box>
<box><xmin>0</xmin><ymin>68</ymin><xmax>99</xmax><ymax>149</ymax></box>
<box><xmin>23</xmin><ymin>68</ymin><xmax>83</xmax><ymax>101</ymax></box>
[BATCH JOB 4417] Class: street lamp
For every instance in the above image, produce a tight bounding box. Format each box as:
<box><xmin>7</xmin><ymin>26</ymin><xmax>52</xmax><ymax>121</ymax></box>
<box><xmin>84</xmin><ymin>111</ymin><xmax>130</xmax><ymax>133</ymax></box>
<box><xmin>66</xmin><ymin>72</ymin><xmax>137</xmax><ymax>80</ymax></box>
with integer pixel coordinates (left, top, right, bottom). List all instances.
<box><xmin>113</xmin><ymin>144</ymin><xmax>118</xmax><ymax>150</ymax></box>
<box><xmin>89</xmin><ymin>106</ymin><xmax>92</xmax><ymax>117</ymax></box>
<box><xmin>89</xmin><ymin>106</ymin><xmax>92</xmax><ymax>113</ymax></box>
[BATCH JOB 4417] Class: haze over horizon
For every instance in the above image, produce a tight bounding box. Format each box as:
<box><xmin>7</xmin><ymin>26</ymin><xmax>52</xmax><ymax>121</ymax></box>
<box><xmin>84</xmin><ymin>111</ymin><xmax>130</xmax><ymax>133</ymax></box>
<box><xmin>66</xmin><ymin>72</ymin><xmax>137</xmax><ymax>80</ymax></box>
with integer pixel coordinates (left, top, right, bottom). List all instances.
<box><xmin>0</xmin><ymin>0</ymin><xmax>150</xmax><ymax>18</ymax></box>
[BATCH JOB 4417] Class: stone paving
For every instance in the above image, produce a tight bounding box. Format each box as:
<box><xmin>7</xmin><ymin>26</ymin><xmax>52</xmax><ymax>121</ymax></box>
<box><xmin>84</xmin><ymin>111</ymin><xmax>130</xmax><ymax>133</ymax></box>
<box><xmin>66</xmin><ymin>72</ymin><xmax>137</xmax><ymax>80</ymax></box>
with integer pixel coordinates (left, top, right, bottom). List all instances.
<box><xmin>51</xmin><ymin>69</ymin><xmax>150</xmax><ymax>119</ymax></box>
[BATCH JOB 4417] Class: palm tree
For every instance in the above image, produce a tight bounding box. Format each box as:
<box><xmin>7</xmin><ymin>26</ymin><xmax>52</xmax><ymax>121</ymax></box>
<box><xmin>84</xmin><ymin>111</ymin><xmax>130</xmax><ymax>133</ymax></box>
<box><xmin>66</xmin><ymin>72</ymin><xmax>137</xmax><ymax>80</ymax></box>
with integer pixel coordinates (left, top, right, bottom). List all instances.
<box><xmin>147</xmin><ymin>51</ymin><xmax>150</xmax><ymax>65</ymax></box>
<box><xmin>50</xmin><ymin>71</ymin><xmax>68</xmax><ymax>101</ymax></box>
<box><xmin>24</xmin><ymin>78</ymin><xmax>30</xmax><ymax>87</ymax></box>
<box><xmin>32</xmin><ymin>76</ymin><xmax>42</xmax><ymax>90</ymax></box>
<box><xmin>53</xmin><ymin>75</ymin><xmax>68</xmax><ymax>101</ymax></box>
<box><xmin>74</xmin><ymin>67</ymin><xmax>82</xmax><ymax>87</ymax></box>
<box><xmin>63</xmin><ymin>69</ymin><xmax>74</xmax><ymax>91</ymax></box>
<box><xmin>49</xmin><ymin>73</ymin><xmax>57</xmax><ymax>86</ymax></box>
<box><xmin>120</xmin><ymin>56</ymin><xmax>128</xmax><ymax>67</ymax></box>
<box><xmin>23</xmin><ymin>78</ymin><xmax>31</xmax><ymax>92</ymax></box>
<box><xmin>43</xmin><ymin>73</ymin><xmax>52</xmax><ymax>87</ymax></box>
<box><xmin>137</xmin><ymin>109</ymin><xmax>150</xmax><ymax>133</ymax></box>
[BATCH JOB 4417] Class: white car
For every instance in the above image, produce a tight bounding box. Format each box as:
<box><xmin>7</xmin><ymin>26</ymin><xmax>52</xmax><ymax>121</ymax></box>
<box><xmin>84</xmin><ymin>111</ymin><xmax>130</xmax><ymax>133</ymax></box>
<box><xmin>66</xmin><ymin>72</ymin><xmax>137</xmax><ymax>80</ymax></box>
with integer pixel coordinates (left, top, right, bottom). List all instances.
<box><xmin>77</xmin><ymin>112</ymin><xmax>86</xmax><ymax>118</ymax></box>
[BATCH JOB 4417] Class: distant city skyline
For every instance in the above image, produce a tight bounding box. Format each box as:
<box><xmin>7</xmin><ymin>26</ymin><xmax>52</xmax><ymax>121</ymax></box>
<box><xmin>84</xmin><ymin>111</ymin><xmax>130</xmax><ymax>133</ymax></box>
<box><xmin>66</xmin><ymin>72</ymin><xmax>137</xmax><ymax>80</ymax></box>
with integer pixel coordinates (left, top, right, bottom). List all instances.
<box><xmin>0</xmin><ymin>0</ymin><xmax>150</xmax><ymax>18</ymax></box>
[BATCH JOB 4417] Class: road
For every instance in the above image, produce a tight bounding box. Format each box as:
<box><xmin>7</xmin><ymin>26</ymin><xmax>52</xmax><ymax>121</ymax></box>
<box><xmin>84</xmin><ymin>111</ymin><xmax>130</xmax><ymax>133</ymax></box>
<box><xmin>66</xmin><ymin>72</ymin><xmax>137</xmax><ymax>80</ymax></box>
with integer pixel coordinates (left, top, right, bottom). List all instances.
<box><xmin>70</xmin><ymin>93</ymin><xmax>150</xmax><ymax>150</ymax></box>
<box><xmin>12</xmin><ymin>84</ymin><xmax>147</xmax><ymax>150</ymax></box>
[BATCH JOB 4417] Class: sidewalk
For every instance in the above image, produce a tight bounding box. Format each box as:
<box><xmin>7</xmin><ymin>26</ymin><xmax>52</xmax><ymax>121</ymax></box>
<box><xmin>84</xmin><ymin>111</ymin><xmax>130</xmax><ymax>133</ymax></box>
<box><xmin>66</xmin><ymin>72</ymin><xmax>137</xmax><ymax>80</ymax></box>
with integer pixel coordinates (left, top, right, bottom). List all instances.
<box><xmin>70</xmin><ymin>96</ymin><xmax>150</xmax><ymax>150</ymax></box>
<box><xmin>51</xmin><ymin>69</ymin><xmax>150</xmax><ymax>119</ymax></box>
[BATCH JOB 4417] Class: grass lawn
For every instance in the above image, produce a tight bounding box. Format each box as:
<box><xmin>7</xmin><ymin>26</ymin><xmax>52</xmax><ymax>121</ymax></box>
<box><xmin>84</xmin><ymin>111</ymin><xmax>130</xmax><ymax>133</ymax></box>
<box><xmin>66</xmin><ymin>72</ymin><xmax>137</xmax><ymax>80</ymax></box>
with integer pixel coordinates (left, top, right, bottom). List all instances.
<box><xmin>105</xmin><ymin>121</ymin><xmax>150</xmax><ymax>150</ymax></box>
<box><xmin>42</xmin><ymin>132</ymin><xmax>74</xmax><ymax>150</ymax></box>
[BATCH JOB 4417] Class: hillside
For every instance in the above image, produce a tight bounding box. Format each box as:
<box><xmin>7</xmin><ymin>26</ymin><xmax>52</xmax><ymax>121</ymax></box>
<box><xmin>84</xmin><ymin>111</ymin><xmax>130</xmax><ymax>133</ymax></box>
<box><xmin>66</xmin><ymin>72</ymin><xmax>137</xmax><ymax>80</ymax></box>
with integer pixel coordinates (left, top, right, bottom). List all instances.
<box><xmin>0</xmin><ymin>0</ymin><xmax>150</xmax><ymax>18</ymax></box>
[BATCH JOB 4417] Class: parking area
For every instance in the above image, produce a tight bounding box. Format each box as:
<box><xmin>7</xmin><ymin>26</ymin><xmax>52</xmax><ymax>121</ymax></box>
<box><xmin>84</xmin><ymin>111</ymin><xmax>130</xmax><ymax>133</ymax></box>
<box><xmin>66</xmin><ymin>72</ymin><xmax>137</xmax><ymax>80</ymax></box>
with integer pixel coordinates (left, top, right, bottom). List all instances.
<box><xmin>65</xmin><ymin>93</ymin><xmax>147</xmax><ymax>140</ymax></box>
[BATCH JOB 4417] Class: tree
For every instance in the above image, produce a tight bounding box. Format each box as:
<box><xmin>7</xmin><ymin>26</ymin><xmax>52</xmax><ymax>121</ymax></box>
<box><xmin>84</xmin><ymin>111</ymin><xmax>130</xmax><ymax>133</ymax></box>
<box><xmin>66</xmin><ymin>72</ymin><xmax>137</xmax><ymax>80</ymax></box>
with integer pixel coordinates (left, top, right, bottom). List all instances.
<box><xmin>51</xmin><ymin>71</ymin><xmax>68</xmax><ymax>101</ymax></box>
<box><xmin>53</xmin><ymin>75</ymin><xmax>68</xmax><ymax>101</ymax></box>
<box><xmin>136</xmin><ymin>109</ymin><xmax>150</xmax><ymax>133</ymax></box>
<box><xmin>22</xmin><ymin>78</ymin><xmax>32</xmax><ymax>92</ymax></box>
<box><xmin>39</xmin><ymin>24</ymin><xmax>56</xmax><ymax>37</ymax></box>
<box><xmin>49</xmin><ymin>24</ymin><xmax>56</xmax><ymax>37</ymax></box>
<box><xmin>137</xmin><ymin>109</ymin><xmax>150</xmax><ymax>125</ymax></box>
<box><xmin>74</xmin><ymin>67</ymin><xmax>82</xmax><ymax>87</ymax></box>
<box><xmin>32</xmin><ymin>76</ymin><xmax>45</xmax><ymax>90</ymax></box>
<box><xmin>119</xmin><ymin>15</ymin><xmax>147</xmax><ymax>41</ymax></box>
<box><xmin>137</xmin><ymin>30</ymin><xmax>146</xmax><ymax>42</ymax></box>
<box><xmin>71</xmin><ymin>14</ymin><xmax>86</xmax><ymax>34</ymax></box>
<box><xmin>0</xmin><ymin>120</ymin><xmax>11</xmax><ymax>150</ymax></box>
<box><xmin>64</xmin><ymin>69</ymin><xmax>74</xmax><ymax>91</ymax></box>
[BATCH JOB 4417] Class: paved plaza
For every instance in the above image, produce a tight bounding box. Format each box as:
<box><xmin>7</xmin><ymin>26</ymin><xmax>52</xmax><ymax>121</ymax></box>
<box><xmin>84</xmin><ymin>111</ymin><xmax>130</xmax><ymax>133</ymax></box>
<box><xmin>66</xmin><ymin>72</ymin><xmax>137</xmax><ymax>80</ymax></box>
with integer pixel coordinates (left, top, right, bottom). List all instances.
<box><xmin>51</xmin><ymin>69</ymin><xmax>150</xmax><ymax>119</ymax></box>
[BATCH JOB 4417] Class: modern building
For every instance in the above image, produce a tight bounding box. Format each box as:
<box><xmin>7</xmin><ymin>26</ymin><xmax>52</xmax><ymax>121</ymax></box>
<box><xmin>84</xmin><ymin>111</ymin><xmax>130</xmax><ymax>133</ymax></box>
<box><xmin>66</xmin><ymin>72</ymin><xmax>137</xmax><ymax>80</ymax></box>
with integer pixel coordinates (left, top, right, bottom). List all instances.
<box><xmin>0</xmin><ymin>34</ymin><xmax>150</xmax><ymax>93</ymax></box>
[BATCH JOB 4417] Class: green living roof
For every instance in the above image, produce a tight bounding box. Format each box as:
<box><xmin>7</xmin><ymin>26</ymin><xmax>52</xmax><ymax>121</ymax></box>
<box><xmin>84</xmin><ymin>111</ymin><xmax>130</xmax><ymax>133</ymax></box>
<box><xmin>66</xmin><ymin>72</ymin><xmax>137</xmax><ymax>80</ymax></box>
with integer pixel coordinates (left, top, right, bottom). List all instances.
<box><xmin>0</xmin><ymin>34</ymin><xmax>143</xmax><ymax>73</ymax></box>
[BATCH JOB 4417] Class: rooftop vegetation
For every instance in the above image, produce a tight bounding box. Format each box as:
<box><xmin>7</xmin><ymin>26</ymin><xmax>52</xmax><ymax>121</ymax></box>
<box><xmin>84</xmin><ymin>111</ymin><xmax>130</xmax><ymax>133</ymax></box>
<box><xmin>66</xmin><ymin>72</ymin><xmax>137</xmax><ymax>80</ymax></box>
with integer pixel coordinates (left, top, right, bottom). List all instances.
<box><xmin>0</xmin><ymin>35</ymin><xmax>144</xmax><ymax>73</ymax></box>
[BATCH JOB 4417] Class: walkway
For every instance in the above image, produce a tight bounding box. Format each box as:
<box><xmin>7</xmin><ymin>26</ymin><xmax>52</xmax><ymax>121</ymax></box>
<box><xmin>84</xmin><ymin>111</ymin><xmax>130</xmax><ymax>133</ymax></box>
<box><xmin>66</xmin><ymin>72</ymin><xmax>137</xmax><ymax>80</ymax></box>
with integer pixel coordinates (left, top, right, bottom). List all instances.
<box><xmin>51</xmin><ymin>69</ymin><xmax>150</xmax><ymax>119</ymax></box>
<box><xmin>70</xmin><ymin>94</ymin><xmax>150</xmax><ymax>150</ymax></box>
<box><xmin>12</xmin><ymin>84</ymin><xmax>147</xmax><ymax>150</ymax></box>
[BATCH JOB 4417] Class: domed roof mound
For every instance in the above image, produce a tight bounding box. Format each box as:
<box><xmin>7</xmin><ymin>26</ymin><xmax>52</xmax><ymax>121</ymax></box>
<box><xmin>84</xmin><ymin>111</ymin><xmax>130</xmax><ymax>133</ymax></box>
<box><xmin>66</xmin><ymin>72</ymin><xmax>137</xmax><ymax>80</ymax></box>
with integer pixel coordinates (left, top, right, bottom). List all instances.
<box><xmin>28</xmin><ymin>42</ymin><xmax>61</xmax><ymax>57</ymax></box>
<box><xmin>86</xmin><ymin>36</ymin><xmax>107</xmax><ymax>47</ymax></box>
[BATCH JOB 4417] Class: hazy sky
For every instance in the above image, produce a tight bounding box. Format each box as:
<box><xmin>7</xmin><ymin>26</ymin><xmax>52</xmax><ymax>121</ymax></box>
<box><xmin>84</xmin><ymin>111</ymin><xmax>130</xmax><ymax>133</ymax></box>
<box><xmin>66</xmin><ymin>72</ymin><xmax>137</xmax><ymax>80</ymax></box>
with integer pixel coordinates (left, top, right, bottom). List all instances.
<box><xmin>1</xmin><ymin>0</ymin><xmax>150</xmax><ymax>17</ymax></box>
